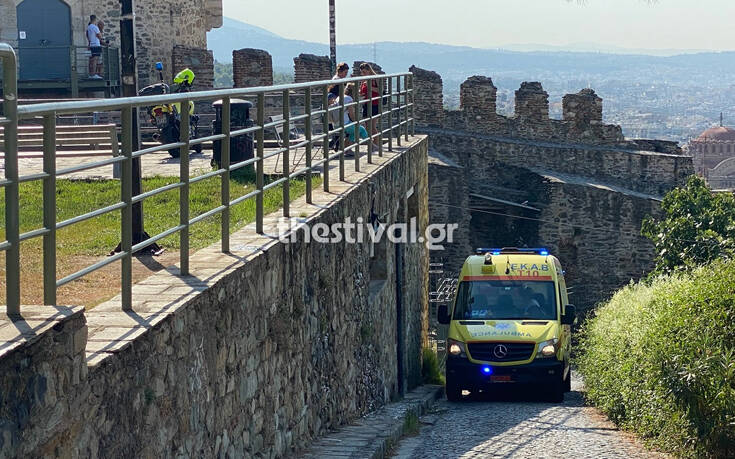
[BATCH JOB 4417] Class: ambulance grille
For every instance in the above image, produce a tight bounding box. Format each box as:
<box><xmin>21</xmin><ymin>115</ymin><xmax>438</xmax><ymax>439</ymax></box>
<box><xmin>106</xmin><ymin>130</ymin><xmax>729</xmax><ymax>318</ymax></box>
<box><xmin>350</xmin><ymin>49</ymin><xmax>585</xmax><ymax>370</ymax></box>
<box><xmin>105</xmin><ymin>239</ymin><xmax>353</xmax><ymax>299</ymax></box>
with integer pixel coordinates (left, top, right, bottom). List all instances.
<box><xmin>467</xmin><ymin>342</ymin><xmax>536</xmax><ymax>362</ymax></box>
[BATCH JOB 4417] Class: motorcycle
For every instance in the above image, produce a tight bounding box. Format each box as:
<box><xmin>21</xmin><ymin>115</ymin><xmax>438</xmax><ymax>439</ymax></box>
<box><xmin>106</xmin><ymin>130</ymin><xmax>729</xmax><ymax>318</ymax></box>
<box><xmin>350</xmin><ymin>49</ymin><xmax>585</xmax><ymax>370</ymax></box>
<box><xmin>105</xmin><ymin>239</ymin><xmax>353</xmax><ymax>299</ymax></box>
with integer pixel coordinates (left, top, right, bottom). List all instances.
<box><xmin>138</xmin><ymin>63</ymin><xmax>201</xmax><ymax>158</ymax></box>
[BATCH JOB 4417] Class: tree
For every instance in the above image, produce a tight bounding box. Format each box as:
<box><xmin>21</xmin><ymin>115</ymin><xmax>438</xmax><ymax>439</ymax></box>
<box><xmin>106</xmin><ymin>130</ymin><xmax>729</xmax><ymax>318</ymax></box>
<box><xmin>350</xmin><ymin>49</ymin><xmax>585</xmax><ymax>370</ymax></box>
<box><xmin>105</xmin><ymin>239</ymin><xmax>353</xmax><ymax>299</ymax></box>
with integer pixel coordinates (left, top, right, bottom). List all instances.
<box><xmin>641</xmin><ymin>175</ymin><xmax>735</xmax><ymax>275</ymax></box>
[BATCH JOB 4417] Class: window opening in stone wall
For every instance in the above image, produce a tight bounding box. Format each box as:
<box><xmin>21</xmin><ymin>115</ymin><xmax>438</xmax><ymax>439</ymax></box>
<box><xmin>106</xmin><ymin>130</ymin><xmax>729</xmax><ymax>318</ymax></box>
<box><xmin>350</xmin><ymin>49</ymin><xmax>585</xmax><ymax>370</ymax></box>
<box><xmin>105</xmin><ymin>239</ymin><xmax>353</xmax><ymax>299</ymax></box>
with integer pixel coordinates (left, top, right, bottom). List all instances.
<box><xmin>369</xmin><ymin>212</ymin><xmax>389</xmax><ymax>299</ymax></box>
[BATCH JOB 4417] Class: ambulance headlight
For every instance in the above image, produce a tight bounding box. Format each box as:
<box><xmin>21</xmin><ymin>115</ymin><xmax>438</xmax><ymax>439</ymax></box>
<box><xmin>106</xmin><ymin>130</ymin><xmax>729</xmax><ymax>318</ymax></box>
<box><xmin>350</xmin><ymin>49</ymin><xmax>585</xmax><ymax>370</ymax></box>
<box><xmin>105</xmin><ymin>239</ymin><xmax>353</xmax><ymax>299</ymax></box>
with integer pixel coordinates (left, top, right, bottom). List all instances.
<box><xmin>537</xmin><ymin>338</ymin><xmax>559</xmax><ymax>358</ymax></box>
<box><xmin>447</xmin><ymin>338</ymin><xmax>467</xmax><ymax>358</ymax></box>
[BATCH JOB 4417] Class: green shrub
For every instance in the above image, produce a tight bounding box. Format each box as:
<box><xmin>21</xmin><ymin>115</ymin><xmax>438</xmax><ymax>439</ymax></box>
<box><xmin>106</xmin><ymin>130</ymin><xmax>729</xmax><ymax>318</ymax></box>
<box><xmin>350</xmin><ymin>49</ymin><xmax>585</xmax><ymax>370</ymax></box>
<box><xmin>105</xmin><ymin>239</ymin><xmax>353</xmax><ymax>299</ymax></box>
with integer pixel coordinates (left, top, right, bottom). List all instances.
<box><xmin>422</xmin><ymin>347</ymin><xmax>445</xmax><ymax>385</ymax></box>
<box><xmin>578</xmin><ymin>260</ymin><xmax>735</xmax><ymax>458</ymax></box>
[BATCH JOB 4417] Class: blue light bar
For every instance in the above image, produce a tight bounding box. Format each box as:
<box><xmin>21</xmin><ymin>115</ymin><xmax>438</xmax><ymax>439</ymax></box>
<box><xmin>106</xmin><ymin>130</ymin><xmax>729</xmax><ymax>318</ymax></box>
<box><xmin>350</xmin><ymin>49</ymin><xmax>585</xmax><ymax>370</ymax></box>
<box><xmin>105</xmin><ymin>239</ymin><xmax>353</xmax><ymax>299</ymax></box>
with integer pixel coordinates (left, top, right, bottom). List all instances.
<box><xmin>482</xmin><ymin>366</ymin><xmax>493</xmax><ymax>375</ymax></box>
<box><xmin>476</xmin><ymin>248</ymin><xmax>550</xmax><ymax>256</ymax></box>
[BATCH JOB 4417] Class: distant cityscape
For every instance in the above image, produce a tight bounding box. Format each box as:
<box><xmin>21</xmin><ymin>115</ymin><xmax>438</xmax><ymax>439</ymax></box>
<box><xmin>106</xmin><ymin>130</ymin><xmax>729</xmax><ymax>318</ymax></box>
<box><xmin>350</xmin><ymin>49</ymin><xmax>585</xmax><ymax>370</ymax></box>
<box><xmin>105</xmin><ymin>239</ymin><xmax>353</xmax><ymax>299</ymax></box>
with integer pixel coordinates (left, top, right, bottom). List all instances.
<box><xmin>209</xmin><ymin>17</ymin><xmax>735</xmax><ymax>147</ymax></box>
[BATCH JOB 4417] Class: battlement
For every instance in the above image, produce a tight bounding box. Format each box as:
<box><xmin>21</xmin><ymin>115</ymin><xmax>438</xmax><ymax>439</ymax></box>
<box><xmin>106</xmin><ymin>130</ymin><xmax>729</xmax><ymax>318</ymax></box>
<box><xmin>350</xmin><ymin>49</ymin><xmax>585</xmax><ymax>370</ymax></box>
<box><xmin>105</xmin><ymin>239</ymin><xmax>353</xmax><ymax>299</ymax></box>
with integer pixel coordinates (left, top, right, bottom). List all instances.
<box><xmin>411</xmin><ymin>66</ymin><xmax>635</xmax><ymax>147</ymax></box>
<box><xmin>294</xmin><ymin>53</ymin><xmax>332</xmax><ymax>83</ymax></box>
<box><xmin>233</xmin><ymin>48</ymin><xmax>274</xmax><ymax>88</ymax></box>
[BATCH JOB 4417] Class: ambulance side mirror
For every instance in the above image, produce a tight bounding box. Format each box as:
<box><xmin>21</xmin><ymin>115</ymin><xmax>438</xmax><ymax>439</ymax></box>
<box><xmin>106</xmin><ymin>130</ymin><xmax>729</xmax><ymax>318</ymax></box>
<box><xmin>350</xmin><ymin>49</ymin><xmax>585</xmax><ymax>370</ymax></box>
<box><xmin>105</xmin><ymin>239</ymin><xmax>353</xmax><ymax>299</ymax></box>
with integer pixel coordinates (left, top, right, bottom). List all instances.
<box><xmin>562</xmin><ymin>304</ymin><xmax>576</xmax><ymax>325</ymax></box>
<box><xmin>437</xmin><ymin>305</ymin><xmax>451</xmax><ymax>325</ymax></box>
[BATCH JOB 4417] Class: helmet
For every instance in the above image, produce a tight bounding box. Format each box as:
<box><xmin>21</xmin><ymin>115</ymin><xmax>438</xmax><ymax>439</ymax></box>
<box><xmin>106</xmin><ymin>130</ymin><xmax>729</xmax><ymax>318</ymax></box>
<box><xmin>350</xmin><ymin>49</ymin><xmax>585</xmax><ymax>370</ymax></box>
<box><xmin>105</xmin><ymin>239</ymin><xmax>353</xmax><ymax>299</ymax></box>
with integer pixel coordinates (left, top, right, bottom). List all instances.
<box><xmin>173</xmin><ymin>68</ymin><xmax>195</xmax><ymax>86</ymax></box>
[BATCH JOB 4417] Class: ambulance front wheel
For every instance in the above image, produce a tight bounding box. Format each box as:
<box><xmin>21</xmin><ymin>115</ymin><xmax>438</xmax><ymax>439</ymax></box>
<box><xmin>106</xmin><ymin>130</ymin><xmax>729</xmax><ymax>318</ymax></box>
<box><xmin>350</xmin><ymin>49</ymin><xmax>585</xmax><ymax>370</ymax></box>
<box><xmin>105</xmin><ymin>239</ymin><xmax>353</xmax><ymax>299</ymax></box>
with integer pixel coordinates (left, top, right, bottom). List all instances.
<box><xmin>445</xmin><ymin>377</ymin><xmax>462</xmax><ymax>402</ymax></box>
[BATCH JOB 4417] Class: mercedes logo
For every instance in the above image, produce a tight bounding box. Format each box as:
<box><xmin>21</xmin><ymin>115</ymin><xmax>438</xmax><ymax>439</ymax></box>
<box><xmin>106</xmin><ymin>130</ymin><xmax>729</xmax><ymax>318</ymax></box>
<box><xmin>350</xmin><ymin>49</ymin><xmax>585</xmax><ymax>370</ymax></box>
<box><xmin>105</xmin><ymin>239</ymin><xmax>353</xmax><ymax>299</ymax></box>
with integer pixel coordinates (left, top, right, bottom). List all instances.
<box><xmin>493</xmin><ymin>344</ymin><xmax>508</xmax><ymax>359</ymax></box>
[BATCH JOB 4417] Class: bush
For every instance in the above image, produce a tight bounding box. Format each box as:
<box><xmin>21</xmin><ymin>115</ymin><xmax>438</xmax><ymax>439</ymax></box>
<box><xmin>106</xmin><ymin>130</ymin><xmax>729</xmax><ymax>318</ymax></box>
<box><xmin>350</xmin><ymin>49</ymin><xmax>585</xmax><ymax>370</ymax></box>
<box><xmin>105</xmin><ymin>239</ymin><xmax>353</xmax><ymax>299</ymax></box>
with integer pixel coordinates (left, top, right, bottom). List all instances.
<box><xmin>422</xmin><ymin>347</ymin><xmax>445</xmax><ymax>385</ymax></box>
<box><xmin>578</xmin><ymin>260</ymin><xmax>735</xmax><ymax>458</ymax></box>
<box><xmin>641</xmin><ymin>176</ymin><xmax>735</xmax><ymax>275</ymax></box>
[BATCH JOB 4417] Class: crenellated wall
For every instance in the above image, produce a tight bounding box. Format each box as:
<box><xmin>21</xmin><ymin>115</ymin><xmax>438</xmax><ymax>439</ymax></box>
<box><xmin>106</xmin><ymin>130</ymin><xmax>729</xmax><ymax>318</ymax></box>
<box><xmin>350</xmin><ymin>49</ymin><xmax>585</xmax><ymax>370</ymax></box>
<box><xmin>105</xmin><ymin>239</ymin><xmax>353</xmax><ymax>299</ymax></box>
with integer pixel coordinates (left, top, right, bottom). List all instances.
<box><xmin>413</xmin><ymin>66</ymin><xmax>695</xmax><ymax>312</ymax></box>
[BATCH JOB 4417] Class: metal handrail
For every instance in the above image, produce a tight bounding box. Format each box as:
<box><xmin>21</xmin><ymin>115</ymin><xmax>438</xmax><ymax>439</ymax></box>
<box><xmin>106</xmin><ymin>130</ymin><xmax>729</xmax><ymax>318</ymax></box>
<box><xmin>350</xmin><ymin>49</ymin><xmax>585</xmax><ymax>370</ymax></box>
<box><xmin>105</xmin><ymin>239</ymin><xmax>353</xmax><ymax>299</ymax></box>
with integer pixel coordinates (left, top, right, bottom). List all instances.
<box><xmin>1</xmin><ymin>42</ymin><xmax>415</xmax><ymax>313</ymax></box>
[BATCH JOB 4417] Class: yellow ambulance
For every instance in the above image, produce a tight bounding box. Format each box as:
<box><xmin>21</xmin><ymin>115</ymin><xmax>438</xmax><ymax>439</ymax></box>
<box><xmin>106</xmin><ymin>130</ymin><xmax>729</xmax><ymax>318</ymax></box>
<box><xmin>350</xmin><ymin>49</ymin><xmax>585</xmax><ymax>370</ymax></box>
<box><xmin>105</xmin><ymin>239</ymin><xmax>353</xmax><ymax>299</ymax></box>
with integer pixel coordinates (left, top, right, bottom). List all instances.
<box><xmin>437</xmin><ymin>248</ymin><xmax>576</xmax><ymax>402</ymax></box>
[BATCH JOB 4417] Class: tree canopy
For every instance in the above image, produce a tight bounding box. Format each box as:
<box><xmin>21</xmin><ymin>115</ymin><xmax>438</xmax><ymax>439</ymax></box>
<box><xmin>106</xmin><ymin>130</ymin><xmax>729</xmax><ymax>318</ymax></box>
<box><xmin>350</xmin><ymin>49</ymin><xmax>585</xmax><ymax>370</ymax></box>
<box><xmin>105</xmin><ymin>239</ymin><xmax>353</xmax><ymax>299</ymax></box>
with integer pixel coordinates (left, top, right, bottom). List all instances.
<box><xmin>641</xmin><ymin>175</ymin><xmax>735</xmax><ymax>275</ymax></box>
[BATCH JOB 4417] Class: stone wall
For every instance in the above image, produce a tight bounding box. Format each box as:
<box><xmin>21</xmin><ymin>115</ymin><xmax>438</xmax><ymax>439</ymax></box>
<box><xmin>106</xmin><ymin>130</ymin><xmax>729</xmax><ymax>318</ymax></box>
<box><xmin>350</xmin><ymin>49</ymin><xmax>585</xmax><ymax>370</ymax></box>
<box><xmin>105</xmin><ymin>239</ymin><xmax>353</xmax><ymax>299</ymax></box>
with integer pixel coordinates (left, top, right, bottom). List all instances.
<box><xmin>0</xmin><ymin>137</ymin><xmax>430</xmax><ymax>458</ymax></box>
<box><xmin>351</xmin><ymin>61</ymin><xmax>384</xmax><ymax>76</ymax></box>
<box><xmin>293</xmin><ymin>54</ymin><xmax>331</xmax><ymax>83</ymax></box>
<box><xmin>0</xmin><ymin>0</ymin><xmax>222</xmax><ymax>87</ymax></box>
<box><xmin>172</xmin><ymin>45</ymin><xmax>214</xmax><ymax>90</ymax></box>
<box><xmin>411</xmin><ymin>66</ymin><xmax>695</xmax><ymax>311</ymax></box>
<box><xmin>409</xmin><ymin>66</ymin><xmax>443</xmax><ymax>128</ymax></box>
<box><xmin>233</xmin><ymin>48</ymin><xmax>273</xmax><ymax>88</ymax></box>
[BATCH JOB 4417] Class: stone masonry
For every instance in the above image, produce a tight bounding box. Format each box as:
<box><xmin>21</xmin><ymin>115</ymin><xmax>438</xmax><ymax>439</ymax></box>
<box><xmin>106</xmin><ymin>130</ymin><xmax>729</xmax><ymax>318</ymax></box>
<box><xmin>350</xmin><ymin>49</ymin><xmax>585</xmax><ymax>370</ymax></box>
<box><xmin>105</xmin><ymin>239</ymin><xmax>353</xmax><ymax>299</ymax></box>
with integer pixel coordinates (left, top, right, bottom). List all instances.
<box><xmin>233</xmin><ymin>48</ymin><xmax>274</xmax><ymax>88</ymax></box>
<box><xmin>409</xmin><ymin>66</ymin><xmax>444</xmax><ymax>128</ymax></box>
<box><xmin>172</xmin><ymin>45</ymin><xmax>215</xmax><ymax>91</ymax></box>
<box><xmin>293</xmin><ymin>54</ymin><xmax>331</xmax><ymax>83</ymax></box>
<box><xmin>0</xmin><ymin>136</ymin><xmax>430</xmax><ymax>458</ymax></box>
<box><xmin>411</xmin><ymin>66</ymin><xmax>694</xmax><ymax>312</ymax></box>
<box><xmin>0</xmin><ymin>0</ymin><xmax>223</xmax><ymax>87</ymax></box>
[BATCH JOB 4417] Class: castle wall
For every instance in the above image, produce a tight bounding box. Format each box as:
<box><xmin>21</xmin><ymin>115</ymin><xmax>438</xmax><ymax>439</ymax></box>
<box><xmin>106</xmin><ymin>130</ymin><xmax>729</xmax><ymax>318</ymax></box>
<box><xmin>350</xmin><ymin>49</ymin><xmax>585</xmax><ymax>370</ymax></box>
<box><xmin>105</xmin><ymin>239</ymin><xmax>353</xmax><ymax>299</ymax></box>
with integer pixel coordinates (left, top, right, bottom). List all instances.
<box><xmin>413</xmin><ymin>66</ymin><xmax>694</xmax><ymax>311</ymax></box>
<box><xmin>293</xmin><ymin>54</ymin><xmax>331</xmax><ymax>83</ymax></box>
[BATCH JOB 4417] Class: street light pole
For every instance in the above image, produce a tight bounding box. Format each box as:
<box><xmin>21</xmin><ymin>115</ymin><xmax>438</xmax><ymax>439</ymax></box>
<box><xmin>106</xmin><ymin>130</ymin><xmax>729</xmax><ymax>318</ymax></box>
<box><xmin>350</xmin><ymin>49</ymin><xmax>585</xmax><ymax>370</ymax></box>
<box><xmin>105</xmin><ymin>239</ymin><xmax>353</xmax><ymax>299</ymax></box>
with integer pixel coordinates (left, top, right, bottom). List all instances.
<box><xmin>329</xmin><ymin>0</ymin><xmax>336</xmax><ymax>74</ymax></box>
<box><xmin>117</xmin><ymin>0</ymin><xmax>162</xmax><ymax>255</ymax></box>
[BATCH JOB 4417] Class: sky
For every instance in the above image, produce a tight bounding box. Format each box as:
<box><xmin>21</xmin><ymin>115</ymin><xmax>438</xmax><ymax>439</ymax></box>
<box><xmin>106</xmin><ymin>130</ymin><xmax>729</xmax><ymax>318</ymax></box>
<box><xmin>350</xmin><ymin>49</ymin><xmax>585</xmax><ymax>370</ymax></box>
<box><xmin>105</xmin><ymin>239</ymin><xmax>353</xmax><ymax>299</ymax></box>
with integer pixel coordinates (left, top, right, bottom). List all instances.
<box><xmin>222</xmin><ymin>0</ymin><xmax>735</xmax><ymax>52</ymax></box>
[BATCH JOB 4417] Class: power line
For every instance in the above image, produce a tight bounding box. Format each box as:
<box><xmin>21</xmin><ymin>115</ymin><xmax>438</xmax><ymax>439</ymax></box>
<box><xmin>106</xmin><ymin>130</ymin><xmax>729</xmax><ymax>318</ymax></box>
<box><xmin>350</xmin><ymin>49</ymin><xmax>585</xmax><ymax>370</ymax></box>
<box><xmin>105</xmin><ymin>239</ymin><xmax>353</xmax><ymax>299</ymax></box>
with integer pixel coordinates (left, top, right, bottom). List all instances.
<box><xmin>429</xmin><ymin>201</ymin><xmax>723</xmax><ymax>247</ymax></box>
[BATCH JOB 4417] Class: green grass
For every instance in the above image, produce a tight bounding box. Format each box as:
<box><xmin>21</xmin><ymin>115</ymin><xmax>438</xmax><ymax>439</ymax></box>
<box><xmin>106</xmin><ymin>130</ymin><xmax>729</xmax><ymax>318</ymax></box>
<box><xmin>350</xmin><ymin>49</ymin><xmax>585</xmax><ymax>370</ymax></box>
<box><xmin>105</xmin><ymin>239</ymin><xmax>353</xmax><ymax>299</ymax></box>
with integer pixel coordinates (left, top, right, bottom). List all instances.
<box><xmin>577</xmin><ymin>261</ymin><xmax>735</xmax><ymax>458</ymax></box>
<box><xmin>0</xmin><ymin>171</ymin><xmax>321</xmax><ymax>256</ymax></box>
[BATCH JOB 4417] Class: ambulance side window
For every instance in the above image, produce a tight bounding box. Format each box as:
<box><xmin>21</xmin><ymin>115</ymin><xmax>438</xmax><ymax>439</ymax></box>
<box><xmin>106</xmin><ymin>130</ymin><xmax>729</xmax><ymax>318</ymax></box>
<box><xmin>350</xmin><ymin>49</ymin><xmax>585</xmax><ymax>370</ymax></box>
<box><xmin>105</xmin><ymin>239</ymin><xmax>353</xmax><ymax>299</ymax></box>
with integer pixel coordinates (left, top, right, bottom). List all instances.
<box><xmin>558</xmin><ymin>276</ymin><xmax>569</xmax><ymax>310</ymax></box>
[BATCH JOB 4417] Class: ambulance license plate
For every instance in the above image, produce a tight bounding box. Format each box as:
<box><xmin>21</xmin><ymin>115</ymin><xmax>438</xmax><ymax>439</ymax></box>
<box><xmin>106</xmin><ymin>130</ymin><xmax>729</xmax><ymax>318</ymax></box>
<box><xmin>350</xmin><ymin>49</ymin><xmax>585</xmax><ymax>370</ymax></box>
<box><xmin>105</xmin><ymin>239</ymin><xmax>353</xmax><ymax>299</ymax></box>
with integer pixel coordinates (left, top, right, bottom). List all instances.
<box><xmin>490</xmin><ymin>375</ymin><xmax>512</xmax><ymax>383</ymax></box>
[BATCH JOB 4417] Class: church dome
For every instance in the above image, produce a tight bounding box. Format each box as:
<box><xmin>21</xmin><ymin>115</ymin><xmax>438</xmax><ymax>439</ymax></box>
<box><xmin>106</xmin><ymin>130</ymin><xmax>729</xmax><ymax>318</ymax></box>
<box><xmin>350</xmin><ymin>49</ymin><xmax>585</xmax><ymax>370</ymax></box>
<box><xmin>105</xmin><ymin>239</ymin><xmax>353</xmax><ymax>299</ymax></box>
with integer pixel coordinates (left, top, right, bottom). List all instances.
<box><xmin>696</xmin><ymin>126</ymin><xmax>735</xmax><ymax>142</ymax></box>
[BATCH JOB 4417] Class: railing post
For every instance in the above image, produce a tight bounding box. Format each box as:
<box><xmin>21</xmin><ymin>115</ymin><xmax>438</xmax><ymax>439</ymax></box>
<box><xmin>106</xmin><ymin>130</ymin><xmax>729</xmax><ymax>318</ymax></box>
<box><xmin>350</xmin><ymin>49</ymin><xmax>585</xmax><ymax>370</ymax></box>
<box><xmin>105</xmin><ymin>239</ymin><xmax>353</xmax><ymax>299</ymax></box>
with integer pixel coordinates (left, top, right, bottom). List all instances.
<box><xmin>42</xmin><ymin>114</ymin><xmax>57</xmax><ymax>306</ymax></box>
<box><xmin>179</xmin><ymin>100</ymin><xmax>191</xmax><ymax>276</ymax></box>
<box><xmin>339</xmin><ymin>82</ymin><xmax>345</xmax><ymax>181</ymax></box>
<box><xmin>256</xmin><ymin>93</ymin><xmax>265</xmax><ymax>233</ymax></box>
<box><xmin>70</xmin><ymin>46</ymin><xmax>78</xmax><ymax>99</ymax></box>
<box><xmin>322</xmin><ymin>86</ymin><xmax>330</xmax><ymax>192</ymax></box>
<box><xmin>2</xmin><ymin>45</ymin><xmax>20</xmax><ymax>315</ymax></box>
<box><xmin>404</xmin><ymin>75</ymin><xmax>409</xmax><ymax>142</ymax></box>
<box><xmin>409</xmin><ymin>74</ymin><xmax>415</xmax><ymax>136</ymax></box>
<box><xmin>396</xmin><ymin>76</ymin><xmax>402</xmax><ymax>147</ymax></box>
<box><xmin>221</xmin><ymin>97</ymin><xmax>231</xmax><ymax>252</ymax></box>
<box><xmin>305</xmin><ymin>86</ymin><xmax>313</xmax><ymax>204</ymax></box>
<box><xmin>120</xmin><ymin>106</ymin><xmax>133</xmax><ymax>311</ymax></box>
<box><xmin>354</xmin><ymin>78</ymin><xmax>361</xmax><ymax>172</ymax></box>
<box><xmin>378</xmin><ymin>76</ymin><xmax>384</xmax><ymax>157</ymax></box>
<box><xmin>367</xmin><ymin>77</ymin><xmax>373</xmax><ymax>165</ymax></box>
<box><xmin>387</xmin><ymin>77</ymin><xmax>393</xmax><ymax>152</ymax></box>
<box><xmin>282</xmin><ymin>89</ymin><xmax>290</xmax><ymax>217</ymax></box>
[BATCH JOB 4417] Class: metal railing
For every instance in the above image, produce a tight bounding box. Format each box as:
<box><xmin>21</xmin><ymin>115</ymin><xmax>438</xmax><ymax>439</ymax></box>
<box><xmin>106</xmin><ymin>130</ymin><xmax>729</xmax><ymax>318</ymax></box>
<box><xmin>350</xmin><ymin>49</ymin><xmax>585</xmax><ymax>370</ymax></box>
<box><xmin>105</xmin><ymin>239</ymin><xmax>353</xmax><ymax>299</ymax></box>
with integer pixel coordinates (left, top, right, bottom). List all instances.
<box><xmin>7</xmin><ymin>45</ymin><xmax>121</xmax><ymax>97</ymax></box>
<box><xmin>0</xmin><ymin>44</ymin><xmax>415</xmax><ymax>314</ymax></box>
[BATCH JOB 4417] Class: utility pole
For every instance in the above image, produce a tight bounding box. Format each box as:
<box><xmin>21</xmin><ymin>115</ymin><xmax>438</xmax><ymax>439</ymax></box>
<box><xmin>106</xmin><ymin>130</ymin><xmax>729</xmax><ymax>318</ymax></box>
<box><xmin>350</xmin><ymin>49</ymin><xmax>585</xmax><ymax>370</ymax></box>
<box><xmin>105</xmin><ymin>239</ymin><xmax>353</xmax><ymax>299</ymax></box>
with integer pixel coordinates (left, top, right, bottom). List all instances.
<box><xmin>117</xmin><ymin>0</ymin><xmax>162</xmax><ymax>255</ymax></box>
<box><xmin>329</xmin><ymin>0</ymin><xmax>336</xmax><ymax>73</ymax></box>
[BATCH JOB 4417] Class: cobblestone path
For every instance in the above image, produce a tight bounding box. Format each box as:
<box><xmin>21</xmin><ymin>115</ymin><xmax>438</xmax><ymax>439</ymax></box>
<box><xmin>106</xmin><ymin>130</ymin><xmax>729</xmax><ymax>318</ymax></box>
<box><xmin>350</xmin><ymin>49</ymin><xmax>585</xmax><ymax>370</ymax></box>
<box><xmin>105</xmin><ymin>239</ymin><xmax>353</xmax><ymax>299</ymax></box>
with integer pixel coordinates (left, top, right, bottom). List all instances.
<box><xmin>392</xmin><ymin>373</ymin><xmax>667</xmax><ymax>459</ymax></box>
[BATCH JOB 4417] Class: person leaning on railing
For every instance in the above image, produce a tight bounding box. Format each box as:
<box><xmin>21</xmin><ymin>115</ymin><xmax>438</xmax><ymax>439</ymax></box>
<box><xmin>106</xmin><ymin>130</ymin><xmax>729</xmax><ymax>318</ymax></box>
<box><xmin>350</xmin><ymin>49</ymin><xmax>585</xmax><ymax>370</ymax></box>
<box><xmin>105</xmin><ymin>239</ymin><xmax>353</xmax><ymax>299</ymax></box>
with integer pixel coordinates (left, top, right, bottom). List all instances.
<box><xmin>95</xmin><ymin>20</ymin><xmax>110</xmax><ymax>78</ymax></box>
<box><xmin>329</xmin><ymin>83</ymin><xmax>378</xmax><ymax>156</ymax></box>
<box><xmin>358</xmin><ymin>63</ymin><xmax>380</xmax><ymax>139</ymax></box>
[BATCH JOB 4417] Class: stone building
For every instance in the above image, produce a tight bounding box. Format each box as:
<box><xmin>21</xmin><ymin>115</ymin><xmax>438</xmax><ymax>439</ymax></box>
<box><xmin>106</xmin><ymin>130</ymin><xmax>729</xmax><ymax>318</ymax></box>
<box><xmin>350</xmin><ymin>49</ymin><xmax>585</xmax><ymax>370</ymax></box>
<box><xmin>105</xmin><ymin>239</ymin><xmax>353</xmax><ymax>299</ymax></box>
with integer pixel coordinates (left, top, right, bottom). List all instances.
<box><xmin>687</xmin><ymin>124</ymin><xmax>735</xmax><ymax>189</ymax></box>
<box><xmin>0</xmin><ymin>0</ymin><xmax>222</xmax><ymax>89</ymax></box>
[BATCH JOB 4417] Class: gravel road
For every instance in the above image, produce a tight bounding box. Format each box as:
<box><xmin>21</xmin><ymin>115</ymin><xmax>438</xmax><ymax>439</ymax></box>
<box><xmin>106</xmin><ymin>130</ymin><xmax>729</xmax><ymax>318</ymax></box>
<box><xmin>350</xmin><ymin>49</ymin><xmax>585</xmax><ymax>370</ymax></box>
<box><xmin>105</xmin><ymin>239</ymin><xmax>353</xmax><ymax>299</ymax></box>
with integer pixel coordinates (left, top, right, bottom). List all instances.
<box><xmin>392</xmin><ymin>372</ymin><xmax>667</xmax><ymax>459</ymax></box>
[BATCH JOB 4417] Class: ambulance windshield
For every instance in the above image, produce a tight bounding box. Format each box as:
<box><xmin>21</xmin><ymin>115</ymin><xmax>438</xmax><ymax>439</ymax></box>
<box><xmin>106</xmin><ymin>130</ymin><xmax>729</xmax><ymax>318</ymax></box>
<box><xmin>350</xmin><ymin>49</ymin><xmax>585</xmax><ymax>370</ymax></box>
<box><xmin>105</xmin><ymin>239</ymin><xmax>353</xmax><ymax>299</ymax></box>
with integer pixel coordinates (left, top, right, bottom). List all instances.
<box><xmin>453</xmin><ymin>280</ymin><xmax>558</xmax><ymax>320</ymax></box>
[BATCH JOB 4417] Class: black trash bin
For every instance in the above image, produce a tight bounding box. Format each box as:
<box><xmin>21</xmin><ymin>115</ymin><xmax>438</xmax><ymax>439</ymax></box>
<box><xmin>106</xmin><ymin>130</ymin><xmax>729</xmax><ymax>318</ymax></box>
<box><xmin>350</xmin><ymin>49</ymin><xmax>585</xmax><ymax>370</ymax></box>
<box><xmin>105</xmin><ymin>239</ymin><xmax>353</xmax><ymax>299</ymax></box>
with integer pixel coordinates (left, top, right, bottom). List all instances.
<box><xmin>212</xmin><ymin>98</ymin><xmax>254</xmax><ymax>168</ymax></box>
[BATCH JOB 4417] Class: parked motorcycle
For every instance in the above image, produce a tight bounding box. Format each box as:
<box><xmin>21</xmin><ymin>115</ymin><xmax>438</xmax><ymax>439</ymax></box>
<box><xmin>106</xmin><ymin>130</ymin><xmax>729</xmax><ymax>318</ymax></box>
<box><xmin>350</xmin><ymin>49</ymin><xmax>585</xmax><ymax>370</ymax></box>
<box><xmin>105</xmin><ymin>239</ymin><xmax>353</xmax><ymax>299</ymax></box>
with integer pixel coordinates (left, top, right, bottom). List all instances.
<box><xmin>138</xmin><ymin>62</ymin><xmax>201</xmax><ymax>158</ymax></box>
